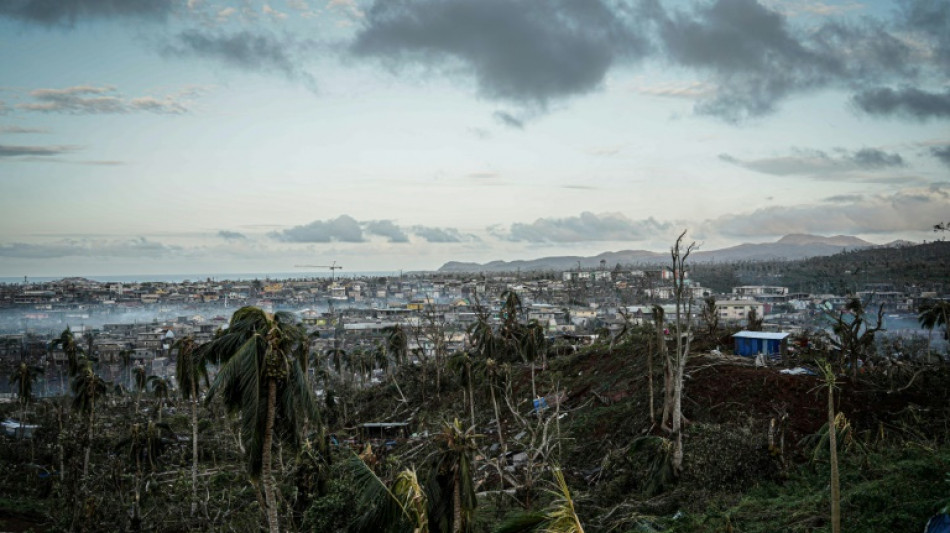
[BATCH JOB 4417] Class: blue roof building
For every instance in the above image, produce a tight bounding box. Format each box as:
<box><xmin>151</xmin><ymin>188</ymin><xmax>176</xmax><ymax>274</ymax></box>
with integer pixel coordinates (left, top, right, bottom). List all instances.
<box><xmin>733</xmin><ymin>331</ymin><xmax>790</xmax><ymax>357</ymax></box>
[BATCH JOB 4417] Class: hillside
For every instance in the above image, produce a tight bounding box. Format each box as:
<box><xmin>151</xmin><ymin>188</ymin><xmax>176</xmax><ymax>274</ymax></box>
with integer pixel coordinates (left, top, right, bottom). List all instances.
<box><xmin>438</xmin><ymin>234</ymin><xmax>878</xmax><ymax>273</ymax></box>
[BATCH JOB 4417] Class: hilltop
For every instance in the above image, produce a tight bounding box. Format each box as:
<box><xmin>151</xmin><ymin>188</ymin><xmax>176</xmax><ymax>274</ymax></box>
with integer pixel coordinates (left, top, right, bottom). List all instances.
<box><xmin>438</xmin><ymin>233</ymin><xmax>879</xmax><ymax>272</ymax></box>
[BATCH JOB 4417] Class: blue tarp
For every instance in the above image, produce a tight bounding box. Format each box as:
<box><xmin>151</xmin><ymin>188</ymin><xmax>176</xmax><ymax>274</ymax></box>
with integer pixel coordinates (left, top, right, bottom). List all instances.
<box><xmin>926</xmin><ymin>513</ymin><xmax>950</xmax><ymax>533</ymax></box>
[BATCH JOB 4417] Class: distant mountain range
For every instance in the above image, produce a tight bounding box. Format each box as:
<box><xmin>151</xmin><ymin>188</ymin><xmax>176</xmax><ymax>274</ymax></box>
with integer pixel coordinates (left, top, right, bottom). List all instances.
<box><xmin>438</xmin><ymin>234</ymin><xmax>888</xmax><ymax>273</ymax></box>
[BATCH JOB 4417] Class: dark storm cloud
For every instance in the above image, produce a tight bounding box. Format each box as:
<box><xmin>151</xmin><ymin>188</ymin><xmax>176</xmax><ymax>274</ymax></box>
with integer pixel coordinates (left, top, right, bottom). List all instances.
<box><xmin>351</xmin><ymin>0</ymin><xmax>649</xmax><ymax>106</ymax></box>
<box><xmin>720</xmin><ymin>147</ymin><xmax>905</xmax><ymax>178</ymax></box>
<box><xmin>364</xmin><ymin>220</ymin><xmax>410</xmax><ymax>243</ymax></box>
<box><xmin>0</xmin><ymin>238</ymin><xmax>179</xmax><ymax>259</ymax></box>
<box><xmin>0</xmin><ymin>144</ymin><xmax>78</xmax><ymax>157</ymax></box>
<box><xmin>851</xmin><ymin>148</ymin><xmax>905</xmax><ymax>168</ymax></box>
<box><xmin>503</xmin><ymin>212</ymin><xmax>670</xmax><ymax>243</ymax></box>
<box><xmin>646</xmin><ymin>0</ymin><xmax>914</xmax><ymax>121</ymax></box>
<box><xmin>852</xmin><ymin>87</ymin><xmax>950</xmax><ymax>120</ymax></box>
<box><xmin>165</xmin><ymin>30</ymin><xmax>311</xmax><ymax>85</ymax></box>
<box><xmin>898</xmin><ymin>0</ymin><xmax>950</xmax><ymax>70</ymax></box>
<box><xmin>271</xmin><ymin>215</ymin><xmax>365</xmax><ymax>243</ymax></box>
<box><xmin>217</xmin><ymin>230</ymin><xmax>247</xmax><ymax>241</ymax></box>
<box><xmin>932</xmin><ymin>146</ymin><xmax>950</xmax><ymax>168</ymax></box>
<box><xmin>0</xmin><ymin>0</ymin><xmax>173</xmax><ymax>26</ymax></box>
<box><xmin>410</xmin><ymin>226</ymin><xmax>477</xmax><ymax>243</ymax></box>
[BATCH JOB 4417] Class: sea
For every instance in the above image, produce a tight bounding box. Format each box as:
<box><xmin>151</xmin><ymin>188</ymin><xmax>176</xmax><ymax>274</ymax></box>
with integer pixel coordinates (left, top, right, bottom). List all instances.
<box><xmin>0</xmin><ymin>271</ymin><xmax>404</xmax><ymax>284</ymax></box>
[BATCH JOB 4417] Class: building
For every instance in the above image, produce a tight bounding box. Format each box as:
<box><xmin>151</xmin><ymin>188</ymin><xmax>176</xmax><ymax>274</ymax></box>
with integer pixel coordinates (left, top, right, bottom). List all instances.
<box><xmin>732</xmin><ymin>331</ymin><xmax>790</xmax><ymax>357</ymax></box>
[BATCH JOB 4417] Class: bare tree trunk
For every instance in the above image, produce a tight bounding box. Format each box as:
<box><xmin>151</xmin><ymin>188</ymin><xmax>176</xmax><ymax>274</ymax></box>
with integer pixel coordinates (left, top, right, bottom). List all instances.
<box><xmin>262</xmin><ymin>379</ymin><xmax>280</xmax><ymax>533</ymax></box>
<box><xmin>828</xmin><ymin>380</ymin><xmax>841</xmax><ymax>533</ymax></box>
<box><xmin>83</xmin><ymin>398</ymin><xmax>94</xmax><ymax>480</ymax></box>
<box><xmin>489</xmin><ymin>382</ymin><xmax>507</xmax><ymax>490</ymax></box>
<box><xmin>191</xmin><ymin>381</ymin><xmax>199</xmax><ymax>517</ymax></box>
<box><xmin>467</xmin><ymin>362</ymin><xmax>476</xmax><ymax>431</ymax></box>
<box><xmin>647</xmin><ymin>336</ymin><xmax>655</xmax><ymax>424</ymax></box>
<box><xmin>132</xmin><ymin>456</ymin><xmax>142</xmax><ymax>531</ymax></box>
<box><xmin>452</xmin><ymin>471</ymin><xmax>463</xmax><ymax>533</ymax></box>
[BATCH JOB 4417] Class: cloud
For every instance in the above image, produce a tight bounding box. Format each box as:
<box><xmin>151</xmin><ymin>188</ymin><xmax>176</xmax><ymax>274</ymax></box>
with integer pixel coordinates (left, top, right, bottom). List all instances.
<box><xmin>0</xmin><ymin>102</ymin><xmax>8</xmax><ymax>115</ymax></box>
<box><xmin>931</xmin><ymin>146</ymin><xmax>950</xmax><ymax>168</ymax></box>
<box><xmin>502</xmin><ymin>212</ymin><xmax>671</xmax><ymax>243</ymax></box>
<box><xmin>262</xmin><ymin>3</ymin><xmax>287</xmax><ymax>21</ymax></box>
<box><xmin>19</xmin><ymin>85</ymin><xmax>190</xmax><ymax>114</ymax></box>
<box><xmin>710</xmin><ymin>186</ymin><xmax>950</xmax><ymax>236</ymax></box>
<box><xmin>0</xmin><ymin>144</ymin><xmax>79</xmax><ymax>157</ymax></box>
<box><xmin>364</xmin><ymin>220</ymin><xmax>409</xmax><ymax>243</ymax></box>
<box><xmin>493</xmin><ymin>111</ymin><xmax>524</xmax><ymax>129</ymax></box>
<box><xmin>719</xmin><ymin>147</ymin><xmax>906</xmax><ymax>178</ymax></box>
<box><xmin>165</xmin><ymin>30</ymin><xmax>312</xmax><ymax>85</ymax></box>
<box><xmin>0</xmin><ymin>237</ymin><xmax>179</xmax><ymax>259</ymax></box>
<box><xmin>0</xmin><ymin>0</ymin><xmax>173</xmax><ymax>26</ymax></box>
<box><xmin>270</xmin><ymin>215</ymin><xmax>365</xmax><ymax>243</ymax></box>
<box><xmin>898</xmin><ymin>0</ymin><xmax>949</xmax><ymax>71</ymax></box>
<box><xmin>410</xmin><ymin>226</ymin><xmax>477</xmax><ymax>243</ymax></box>
<box><xmin>0</xmin><ymin>125</ymin><xmax>50</xmax><ymax>134</ymax></box>
<box><xmin>633</xmin><ymin>80</ymin><xmax>717</xmax><ymax>99</ymax></box>
<box><xmin>217</xmin><ymin>230</ymin><xmax>247</xmax><ymax>241</ymax></box>
<box><xmin>852</xmin><ymin>87</ymin><xmax>950</xmax><ymax>120</ymax></box>
<box><xmin>823</xmin><ymin>194</ymin><xmax>864</xmax><ymax>203</ymax></box>
<box><xmin>351</xmin><ymin>0</ymin><xmax>649</xmax><ymax>106</ymax></box>
<box><xmin>646</xmin><ymin>0</ymin><xmax>915</xmax><ymax>120</ymax></box>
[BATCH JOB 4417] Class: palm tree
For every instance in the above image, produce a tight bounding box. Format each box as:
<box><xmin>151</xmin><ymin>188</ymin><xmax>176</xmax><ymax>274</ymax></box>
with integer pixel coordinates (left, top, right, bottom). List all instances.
<box><xmin>175</xmin><ymin>335</ymin><xmax>207</xmax><ymax>516</ymax></box>
<box><xmin>326</xmin><ymin>346</ymin><xmax>347</xmax><ymax>382</ymax></box>
<box><xmin>427</xmin><ymin>418</ymin><xmax>479</xmax><ymax>533</ymax></box>
<box><xmin>147</xmin><ymin>375</ymin><xmax>171</xmax><ymax>422</ymax></box>
<box><xmin>119</xmin><ymin>348</ymin><xmax>133</xmax><ymax>390</ymax></box>
<box><xmin>116</xmin><ymin>420</ymin><xmax>176</xmax><ymax>530</ymax></box>
<box><xmin>521</xmin><ymin>320</ymin><xmax>547</xmax><ymax>410</ymax></box>
<box><xmin>71</xmin><ymin>362</ymin><xmax>108</xmax><ymax>481</ymax></box>
<box><xmin>449</xmin><ymin>351</ymin><xmax>477</xmax><ymax>430</ymax></box>
<box><xmin>918</xmin><ymin>299</ymin><xmax>950</xmax><ymax>341</ymax></box>
<box><xmin>384</xmin><ymin>324</ymin><xmax>409</xmax><ymax>368</ymax></box>
<box><xmin>818</xmin><ymin>361</ymin><xmax>842</xmax><ymax>533</ymax></box>
<box><xmin>348</xmin><ymin>453</ymin><xmax>429</xmax><ymax>533</ymax></box>
<box><xmin>481</xmin><ymin>357</ymin><xmax>509</xmax><ymax>490</ymax></box>
<box><xmin>133</xmin><ymin>365</ymin><xmax>147</xmax><ymax>411</ymax></box>
<box><xmin>50</xmin><ymin>326</ymin><xmax>82</xmax><ymax>377</ymax></box>
<box><xmin>10</xmin><ymin>362</ymin><xmax>43</xmax><ymax>437</ymax></box>
<box><xmin>10</xmin><ymin>362</ymin><xmax>42</xmax><ymax>406</ymax></box>
<box><xmin>203</xmin><ymin>306</ymin><xmax>318</xmax><ymax>533</ymax></box>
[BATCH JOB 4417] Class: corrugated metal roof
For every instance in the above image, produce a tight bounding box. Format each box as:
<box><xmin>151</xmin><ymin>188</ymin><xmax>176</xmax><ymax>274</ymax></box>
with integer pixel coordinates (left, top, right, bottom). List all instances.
<box><xmin>732</xmin><ymin>331</ymin><xmax>790</xmax><ymax>340</ymax></box>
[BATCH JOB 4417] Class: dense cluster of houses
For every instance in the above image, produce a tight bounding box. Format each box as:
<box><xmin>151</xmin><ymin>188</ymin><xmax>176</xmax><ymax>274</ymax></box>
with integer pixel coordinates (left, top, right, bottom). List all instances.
<box><xmin>0</xmin><ymin>270</ymin><xmax>940</xmax><ymax>397</ymax></box>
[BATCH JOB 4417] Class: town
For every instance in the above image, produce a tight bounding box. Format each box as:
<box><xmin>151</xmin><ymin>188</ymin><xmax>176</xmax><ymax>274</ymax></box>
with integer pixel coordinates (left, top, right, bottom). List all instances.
<box><xmin>1</xmin><ymin>256</ymin><xmax>940</xmax><ymax>397</ymax></box>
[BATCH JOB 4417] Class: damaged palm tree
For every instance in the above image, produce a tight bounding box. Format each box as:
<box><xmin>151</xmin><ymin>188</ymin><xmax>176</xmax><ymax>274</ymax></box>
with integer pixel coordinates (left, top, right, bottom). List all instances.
<box><xmin>348</xmin><ymin>453</ymin><xmax>429</xmax><ymax>533</ymax></box>
<box><xmin>175</xmin><ymin>335</ymin><xmax>207</xmax><ymax>517</ymax></box>
<box><xmin>204</xmin><ymin>306</ymin><xmax>319</xmax><ymax>533</ymax></box>
<box><xmin>826</xmin><ymin>297</ymin><xmax>884</xmax><ymax>378</ymax></box>
<box><xmin>818</xmin><ymin>360</ymin><xmax>842</xmax><ymax>533</ymax></box>
<box><xmin>429</xmin><ymin>418</ymin><xmax>479</xmax><ymax>533</ymax></box>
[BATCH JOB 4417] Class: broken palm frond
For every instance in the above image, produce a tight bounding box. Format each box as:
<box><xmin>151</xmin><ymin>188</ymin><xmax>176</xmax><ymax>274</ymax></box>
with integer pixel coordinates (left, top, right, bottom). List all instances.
<box><xmin>346</xmin><ymin>453</ymin><xmax>421</xmax><ymax>533</ymax></box>
<box><xmin>493</xmin><ymin>466</ymin><xmax>584</xmax><ymax>533</ymax></box>
<box><xmin>800</xmin><ymin>413</ymin><xmax>868</xmax><ymax>461</ymax></box>
<box><xmin>629</xmin><ymin>436</ymin><xmax>675</xmax><ymax>497</ymax></box>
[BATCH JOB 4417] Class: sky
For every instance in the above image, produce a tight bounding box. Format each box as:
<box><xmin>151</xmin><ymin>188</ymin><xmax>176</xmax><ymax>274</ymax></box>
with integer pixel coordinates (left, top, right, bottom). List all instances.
<box><xmin>0</xmin><ymin>0</ymin><xmax>948</xmax><ymax>277</ymax></box>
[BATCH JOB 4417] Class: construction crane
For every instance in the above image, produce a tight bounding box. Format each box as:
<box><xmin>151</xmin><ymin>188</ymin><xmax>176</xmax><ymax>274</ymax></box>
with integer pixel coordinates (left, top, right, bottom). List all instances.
<box><xmin>294</xmin><ymin>261</ymin><xmax>343</xmax><ymax>281</ymax></box>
